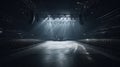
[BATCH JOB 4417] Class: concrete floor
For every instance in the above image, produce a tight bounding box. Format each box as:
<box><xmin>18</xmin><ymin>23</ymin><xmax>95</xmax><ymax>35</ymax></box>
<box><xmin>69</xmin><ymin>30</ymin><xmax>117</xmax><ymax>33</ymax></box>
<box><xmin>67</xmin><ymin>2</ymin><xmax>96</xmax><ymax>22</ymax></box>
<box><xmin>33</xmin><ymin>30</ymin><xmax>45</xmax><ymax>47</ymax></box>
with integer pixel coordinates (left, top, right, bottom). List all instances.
<box><xmin>0</xmin><ymin>40</ymin><xmax>120</xmax><ymax>67</ymax></box>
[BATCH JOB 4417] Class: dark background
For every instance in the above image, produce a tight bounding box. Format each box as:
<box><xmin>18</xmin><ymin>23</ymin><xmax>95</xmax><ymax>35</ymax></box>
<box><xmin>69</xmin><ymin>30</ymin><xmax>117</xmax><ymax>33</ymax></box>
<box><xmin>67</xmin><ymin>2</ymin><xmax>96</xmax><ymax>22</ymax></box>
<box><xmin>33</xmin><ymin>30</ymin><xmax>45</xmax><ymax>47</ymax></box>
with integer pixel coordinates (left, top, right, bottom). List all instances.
<box><xmin>0</xmin><ymin>0</ymin><xmax>120</xmax><ymax>67</ymax></box>
<box><xmin>0</xmin><ymin>0</ymin><xmax>120</xmax><ymax>39</ymax></box>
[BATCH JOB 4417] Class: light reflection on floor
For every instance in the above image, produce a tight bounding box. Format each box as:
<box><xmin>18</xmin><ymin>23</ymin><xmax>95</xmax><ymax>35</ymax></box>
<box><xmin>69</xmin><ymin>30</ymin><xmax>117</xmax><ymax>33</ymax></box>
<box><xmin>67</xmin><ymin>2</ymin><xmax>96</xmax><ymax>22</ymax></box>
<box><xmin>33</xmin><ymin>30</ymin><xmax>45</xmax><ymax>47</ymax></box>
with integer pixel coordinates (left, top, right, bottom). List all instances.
<box><xmin>37</xmin><ymin>41</ymin><xmax>89</xmax><ymax>54</ymax></box>
<box><xmin>35</xmin><ymin>41</ymin><xmax>92</xmax><ymax>67</ymax></box>
<box><xmin>1</xmin><ymin>40</ymin><xmax>120</xmax><ymax>67</ymax></box>
<box><xmin>5</xmin><ymin>41</ymin><xmax>93</xmax><ymax>67</ymax></box>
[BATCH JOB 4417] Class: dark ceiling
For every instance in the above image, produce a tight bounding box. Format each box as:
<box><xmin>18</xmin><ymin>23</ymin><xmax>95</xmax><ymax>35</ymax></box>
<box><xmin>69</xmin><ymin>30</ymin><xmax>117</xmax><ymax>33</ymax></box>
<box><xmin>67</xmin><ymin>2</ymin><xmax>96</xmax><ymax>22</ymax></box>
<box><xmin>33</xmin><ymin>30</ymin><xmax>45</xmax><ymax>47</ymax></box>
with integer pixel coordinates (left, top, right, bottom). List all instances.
<box><xmin>0</xmin><ymin>0</ymin><xmax>120</xmax><ymax>39</ymax></box>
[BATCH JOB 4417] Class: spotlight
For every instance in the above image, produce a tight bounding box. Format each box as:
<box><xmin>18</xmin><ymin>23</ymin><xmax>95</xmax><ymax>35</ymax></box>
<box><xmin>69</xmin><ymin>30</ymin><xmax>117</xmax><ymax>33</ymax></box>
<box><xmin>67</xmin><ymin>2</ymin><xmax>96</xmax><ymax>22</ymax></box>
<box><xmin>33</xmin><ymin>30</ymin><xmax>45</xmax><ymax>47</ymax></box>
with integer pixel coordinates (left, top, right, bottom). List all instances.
<box><xmin>60</xmin><ymin>17</ymin><xmax>64</xmax><ymax>20</ymax></box>
<box><xmin>39</xmin><ymin>14</ymin><xmax>80</xmax><ymax>40</ymax></box>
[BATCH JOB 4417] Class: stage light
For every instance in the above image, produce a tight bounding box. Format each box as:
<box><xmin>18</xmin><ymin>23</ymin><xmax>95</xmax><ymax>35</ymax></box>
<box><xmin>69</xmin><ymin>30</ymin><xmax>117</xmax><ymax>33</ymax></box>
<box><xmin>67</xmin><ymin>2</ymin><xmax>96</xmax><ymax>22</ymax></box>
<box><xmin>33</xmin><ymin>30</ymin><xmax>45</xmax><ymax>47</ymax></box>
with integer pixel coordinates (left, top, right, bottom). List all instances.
<box><xmin>60</xmin><ymin>17</ymin><xmax>64</xmax><ymax>20</ymax></box>
<box><xmin>42</xmin><ymin>15</ymin><xmax>73</xmax><ymax>24</ymax></box>
<box><xmin>36</xmin><ymin>14</ymin><xmax>81</xmax><ymax>40</ymax></box>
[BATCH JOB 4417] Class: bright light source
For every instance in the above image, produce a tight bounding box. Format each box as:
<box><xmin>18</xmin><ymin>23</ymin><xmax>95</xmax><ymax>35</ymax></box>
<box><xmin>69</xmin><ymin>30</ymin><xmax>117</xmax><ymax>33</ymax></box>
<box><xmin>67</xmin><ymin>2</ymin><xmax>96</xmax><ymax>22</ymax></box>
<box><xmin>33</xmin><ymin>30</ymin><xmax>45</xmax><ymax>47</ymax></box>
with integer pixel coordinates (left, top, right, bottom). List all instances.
<box><xmin>42</xmin><ymin>15</ymin><xmax>73</xmax><ymax>24</ymax></box>
<box><xmin>36</xmin><ymin>14</ymin><xmax>81</xmax><ymax>40</ymax></box>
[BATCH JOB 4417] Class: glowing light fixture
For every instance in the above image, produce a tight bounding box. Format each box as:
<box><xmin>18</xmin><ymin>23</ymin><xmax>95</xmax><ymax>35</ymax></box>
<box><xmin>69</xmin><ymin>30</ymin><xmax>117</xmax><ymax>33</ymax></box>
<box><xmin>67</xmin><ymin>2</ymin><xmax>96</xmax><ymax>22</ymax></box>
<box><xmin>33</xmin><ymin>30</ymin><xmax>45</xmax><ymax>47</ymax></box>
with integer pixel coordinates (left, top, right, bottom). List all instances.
<box><xmin>41</xmin><ymin>15</ymin><xmax>73</xmax><ymax>24</ymax></box>
<box><xmin>36</xmin><ymin>14</ymin><xmax>81</xmax><ymax>40</ymax></box>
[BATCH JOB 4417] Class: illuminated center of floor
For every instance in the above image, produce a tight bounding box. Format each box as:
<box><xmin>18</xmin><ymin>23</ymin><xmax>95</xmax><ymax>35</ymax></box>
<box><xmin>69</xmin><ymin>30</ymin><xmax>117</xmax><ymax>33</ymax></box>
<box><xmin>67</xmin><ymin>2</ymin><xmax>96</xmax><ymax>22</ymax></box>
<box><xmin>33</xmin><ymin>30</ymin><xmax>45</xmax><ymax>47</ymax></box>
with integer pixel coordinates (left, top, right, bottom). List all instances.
<box><xmin>36</xmin><ymin>41</ymin><xmax>91</xmax><ymax>67</ymax></box>
<box><xmin>37</xmin><ymin>41</ymin><xmax>89</xmax><ymax>54</ymax></box>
